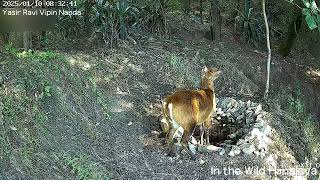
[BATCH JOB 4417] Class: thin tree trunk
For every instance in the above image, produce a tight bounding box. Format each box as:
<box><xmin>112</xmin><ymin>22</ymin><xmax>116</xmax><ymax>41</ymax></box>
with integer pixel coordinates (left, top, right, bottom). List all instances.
<box><xmin>209</xmin><ymin>0</ymin><xmax>221</xmax><ymax>42</ymax></box>
<box><xmin>23</xmin><ymin>31</ymin><xmax>32</xmax><ymax>50</ymax></box>
<box><xmin>262</xmin><ymin>0</ymin><xmax>271</xmax><ymax>98</ymax></box>
<box><xmin>200</xmin><ymin>0</ymin><xmax>203</xmax><ymax>24</ymax></box>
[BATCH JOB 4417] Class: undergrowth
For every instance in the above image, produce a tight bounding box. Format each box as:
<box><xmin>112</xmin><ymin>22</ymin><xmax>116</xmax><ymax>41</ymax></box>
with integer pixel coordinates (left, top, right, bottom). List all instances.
<box><xmin>167</xmin><ymin>54</ymin><xmax>199</xmax><ymax>88</ymax></box>
<box><xmin>287</xmin><ymin>83</ymin><xmax>320</xmax><ymax>163</ymax></box>
<box><xmin>62</xmin><ymin>152</ymin><xmax>109</xmax><ymax>180</ymax></box>
<box><xmin>0</xmin><ymin>44</ymin><xmax>110</xmax><ymax>178</ymax></box>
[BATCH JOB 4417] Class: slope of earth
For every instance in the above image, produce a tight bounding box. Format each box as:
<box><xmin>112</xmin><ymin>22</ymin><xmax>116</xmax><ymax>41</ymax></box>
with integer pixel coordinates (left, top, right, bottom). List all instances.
<box><xmin>1</xmin><ymin>14</ymin><xmax>319</xmax><ymax>179</ymax></box>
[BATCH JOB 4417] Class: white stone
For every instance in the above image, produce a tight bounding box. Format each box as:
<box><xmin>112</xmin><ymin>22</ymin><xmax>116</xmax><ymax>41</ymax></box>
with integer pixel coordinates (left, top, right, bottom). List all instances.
<box><xmin>262</xmin><ymin>125</ymin><xmax>272</xmax><ymax>135</ymax></box>
<box><xmin>236</xmin><ymin>114</ymin><xmax>244</xmax><ymax>121</ymax></box>
<box><xmin>254</xmin><ymin>104</ymin><xmax>262</xmax><ymax>115</ymax></box>
<box><xmin>246</xmin><ymin>100</ymin><xmax>251</xmax><ymax>107</ymax></box>
<box><xmin>228</xmin><ymin>132</ymin><xmax>237</xmax><ymax>139</ymax></box>
<box><xmin>188</xmin><ymin>142</ymin><xmax>197</xmax><ymax>154</ymax></box>
<box><xmin>190</xmin><ymin>136</ymin><xmax>198</xmax><ymax>145</ymax></box>
<box><xmin>228</xmin><ymin>146</ymin><xmax>241</xmax><ymax>156</ymax></box>
<box><xmin>151</xmin><ymin>130</ymin><xmax>160</xmax><ymax>135</ymax></box>
<box><xmin>236</xmin><ymin>139</ymin><xmax>246</xmax><ymax>145</ymax></box>
<box><xmin>253</xmin><ymin>150</ymin><xmax>260</xmax><ymax>156</ymax></box>
<box><xmin>242</xmin><ymin>144</ymin><xmax>255</xmax><ymax>154</ymax></box>
<box><xmin>219</xmin><ymin>148</ymin><xmax>226</xmax><ymax>155</ymax></box>
<box><xmin>199</xmin><ymin>159</ymin><xmax>205</xmax><ymax>165</ymax></box>
<box><xmin>246</xmin><ymin>117</ymin><xmax>254</xmax><ymax>124</ymax></box>
<box><xmin>256</xmin><ymin>114</ymin><xmax>264</xmax><ymax>122</ymax></box>
<box><xmin>206</xmin><ymin>145</ymin><xmax>223</xmax><ymax>152</ymax></box>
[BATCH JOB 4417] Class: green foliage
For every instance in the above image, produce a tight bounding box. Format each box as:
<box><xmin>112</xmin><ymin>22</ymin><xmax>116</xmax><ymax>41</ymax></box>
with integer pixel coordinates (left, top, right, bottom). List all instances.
<box><xmin>169</xmin><ymin>54</ymin><xmax>183</xmax><ymax>73</ymax></box>
<box><xmin>234</xmin><ymin>0</ymin><xmax>262</xmax><ymax>46</ymax></box>
<box><xmin>55</xmin><ymin>0</ymin><xmax>84</xmax><ymax>38</ymax></box>
<box><xmin>92</xmin><ymin>0</ymin><xmax>139</xmax><ymax>44</ymax></box>
<box><xmin>1</xmin><ymin>45</ymin><xmax>110</xmax><ymax>178</ymax></box>
<box><xmin>4</xmin><ymin>43</ymin><xmax>18</xmax><ymax>54</ymax></box>
<box><xmin>287</xmin><ymin>83</ymin><xmax>320</xmax><ymax>162</ymax></box>
<box><xmin>287</xmin><ymin>83</ymin><xmax>304</xmax><ymax>117</ymax></box>
<box><xmin>140</xmin><ymin>0</ymin><xmax>168</xmax><ymax>34</ymax></box>
<box><xmin>287</xmin><ymin>0</ymin><xmax>320</xmax><ymax>32</ymax></box>
<box><xmin>62</xmin><ymin>153</ymin><xmax>109</xmax><ymax>180</ymax></box>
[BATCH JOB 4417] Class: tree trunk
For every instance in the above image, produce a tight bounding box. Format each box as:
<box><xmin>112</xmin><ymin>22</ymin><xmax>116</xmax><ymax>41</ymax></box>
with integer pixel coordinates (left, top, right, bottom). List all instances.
<box><xmin>84</xmin><ymin>0</ymin><xmax>91</xmax><ymax>35</ymax></box>
<box><xmin>262</xmin><ymin>0</ymin><xmax>271</xmax><ymax>98</ymax></box>
<box><xmin>23</xmin><ymin>31</ymin><xmax>32</xmax><ymax>50</ymax></box>
<box><xmin>209</xmin><ymin>0</ymin><xmax>222</xmax><ymax>42</ymax></box>
<box><xmin>200</xmin><ymin>0</ymin><xmax>203</xmax><ymax>23</ymax></box>
<box><xmin>183</xmin><ymin>0</ymin><xmax>191</xmax><ymax>15</ymax></box>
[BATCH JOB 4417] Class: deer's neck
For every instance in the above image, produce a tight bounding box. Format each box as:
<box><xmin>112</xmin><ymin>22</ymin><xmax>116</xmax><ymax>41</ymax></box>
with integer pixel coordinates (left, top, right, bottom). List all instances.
<box><xmin>200</xmin><ymin>78</ymin><xmax>214</xmax><ymax>91</ymax></box>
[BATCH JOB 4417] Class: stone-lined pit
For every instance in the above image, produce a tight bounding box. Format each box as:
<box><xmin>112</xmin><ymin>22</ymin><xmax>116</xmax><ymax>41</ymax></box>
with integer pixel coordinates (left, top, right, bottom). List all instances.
<box><xmin>195</xmin><ymin>97</ymin><xmax>272</xmax><ymax>157</ymax></box>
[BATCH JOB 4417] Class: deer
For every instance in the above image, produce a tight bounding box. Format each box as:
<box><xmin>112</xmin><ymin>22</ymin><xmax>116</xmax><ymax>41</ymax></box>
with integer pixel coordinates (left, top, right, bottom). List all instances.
<box><xmin>161</xmin><ymin>67</ymin><xmax>221</xmax><ymax>159</ymax></box>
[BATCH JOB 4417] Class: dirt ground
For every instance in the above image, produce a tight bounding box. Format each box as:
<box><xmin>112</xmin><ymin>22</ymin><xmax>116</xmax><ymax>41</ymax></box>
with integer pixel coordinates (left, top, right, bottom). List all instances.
<box><xmin>1</xmin><ymin>14</ymin><xmax>320</xmax><ymax>179</ymax></box>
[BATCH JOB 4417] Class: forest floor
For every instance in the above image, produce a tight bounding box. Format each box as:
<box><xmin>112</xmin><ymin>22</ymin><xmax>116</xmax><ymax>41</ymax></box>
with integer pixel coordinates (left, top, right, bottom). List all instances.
<box><xmin>1</xmin><ymin>14</ymin><xmax>320</xmax><ymax>179</ymax></box>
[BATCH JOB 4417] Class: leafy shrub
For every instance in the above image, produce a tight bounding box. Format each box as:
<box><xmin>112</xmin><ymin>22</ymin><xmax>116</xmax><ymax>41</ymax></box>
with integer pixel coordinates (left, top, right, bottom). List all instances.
<box><xmin>235</xmin><ymin>0</ymin><xmax>263</xmax><ymax>46</ymax></box>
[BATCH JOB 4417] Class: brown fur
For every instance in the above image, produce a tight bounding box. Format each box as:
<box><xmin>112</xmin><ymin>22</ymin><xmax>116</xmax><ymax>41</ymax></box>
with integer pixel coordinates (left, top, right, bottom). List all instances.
<box><xmin>162</xmin><ymin>67</ymin><xmax>221</xmax><ymax>159</ymax></box>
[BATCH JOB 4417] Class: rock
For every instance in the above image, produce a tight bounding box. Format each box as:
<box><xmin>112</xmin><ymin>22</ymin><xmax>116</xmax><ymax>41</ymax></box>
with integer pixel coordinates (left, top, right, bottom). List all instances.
<box><xmin>238</xmin><ymin>107</ymin><xmax>246</xmax><ymax>114</ymax></box>
<box><xmin>219</xmin><ymin>148</ymin><xmax>226</xmax><ymax>155</ymax></box>
<box><xmin>206</xmin><ymin>145</ymin><xmax>223</xmax><ymax>152</ymax></box>
<box><xmin>251</xmin><ymin>128</ymin><xmax>263</xmax><ymax>138</ymax></box>
<box><xmin>246</xmin><ymin>117</ymin><xmax>254</xmax><ymax>124</ymax></box>
<box><xmin>246</xmin><ymin>100</ymin><xmax>251</xmax><ymax>107</ymax></box>
<box><xmin>244</xmin><ymin>134</ymin><xmax>255</xmax><ymax>141</ymax></box>
<box><xmin>188</xmin><ymin>143</ymin><xmax>197</xmax><ymax>154</ymax></box>
<box><xmin>261</xmin><ymin>125</ymin><xmax>271</xmax><ymax>135</ymax></box>
<box><xmin>0</xmin><ymin>76</ymin><xmax>3</xmax><ymax>86</ymax></box>
<box><xmin>253</xmin><ymin>122</ymin><xmax>264</xmax><ymax>129</ymax></box>
<box><xmin>220</xmin><ymin>98</ymin><xmax>238</xmax><ymax>110</ymax></box>
<box><xmin>256</xmin><ymin>114</ymin><xmax>264</xmax><ymax>123</ymax></box>
<box><xmin>199</xmin><ymin>159</ymin><xmax>205</xmax><ymax>165</ymax></box>
<box><xmin>254</xmin><ymin>104</ymin><xmax>262</xmax><ymax>115</ymax></box>
<box><xmin>190</xmin><ymin>136</ymin><xmax>198</xmax><ymax>145</ymax></box>
<box><xmin>151</xmin><ymin>130</ymin><xmax>160</xmax><ymax>135</ymax></box>
<box><xmin>239</xmin><ymin>142</ymin><xmax>251</xmax><ymax>149</ymax></box>
<box><xmin>236</xmin><ymin>139</ymin><xmax>246</xmax><ymax>145</ymax></box>
<box><xmin>228</xmin><ymin>132</ymin><xmax>237</xmax><ymax>139</ymax></box>
<box><xmin>217</xmin><ymin>108</ymin><xmax>223</xmax><ymax>115</ymax></box>
<box><xmin>257</xmin><ymin>142</ymin><xmax>268</xmax><ymax>151</ymax></box>
<box><xmin>228</xmin><ymin>146</ymin><xmax>241</xmax><ymax>156</ymax></box>
<box><xmin>250</xmin><ymin>102</ymin><xmax>258</xmax><ymax>107</ymax></box>
<box><xmin>253</xmin><ymin>150</ymin><xmax>260</xmax><ymax>156</ymax></box>
<box><xmin>245</xmin><ymin>110</ymin><xmax>254</xmax><ymax>117</ymax></box>
<box><xmin>260</xmin><ymin>152</ymin><xmax>266</xmax><ymax>157</ymax></box>
<box><xmin>242</xmin><ymin>144</ymin><xmax>256</xmax><ymax>154</ymax></box>
<box><xmin>9</xmin><ymin>126</ymin><xmax>17</xmax><ymax>131</ymax></box>
<box><xmin>236</xmin><ymin>114</ymin><xmax>244</xmax><ymax>122</ymax></box>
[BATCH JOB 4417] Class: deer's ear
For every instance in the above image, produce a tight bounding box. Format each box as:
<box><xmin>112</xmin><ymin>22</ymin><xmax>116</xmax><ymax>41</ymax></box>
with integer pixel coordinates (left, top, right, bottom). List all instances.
<box><xmin>203</xmin><ymin>66</ymin><xmax>208</xmax><ymax>73</ymax></box>
<box><xmin>215</xmin><ymin>70</ymin><xmax>222</xmax><ymax>77</ymax></box>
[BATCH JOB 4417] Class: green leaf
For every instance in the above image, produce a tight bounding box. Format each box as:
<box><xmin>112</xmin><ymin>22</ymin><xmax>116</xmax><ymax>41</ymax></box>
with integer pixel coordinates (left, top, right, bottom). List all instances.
<box><xmin>305</xmin><ymin>14</ymin><xmax>318</xmax><ymax>30</ymax></box>
<box><xmin>45</xmin><ymin>86</ymin><xmax>51</xmax><ymax>93</ymax></box>
<box><xmin>302</xmin><ymin>0</ymin><xmax>311</xmax><ymax>8</ymax></box>
<box><xmin>317</xmin><ymin>14</ymin><xmax>320</xmax><ymax>32</ymax></box>
<box><xmin>302</xmin><ymin>8</ymin><xmax>311</xmax><ymax>16</ymax></box>
<box><xmin>310</xmin><ymin>0</ymin><xmax>319</xmax><ymax>14</ymax></box>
